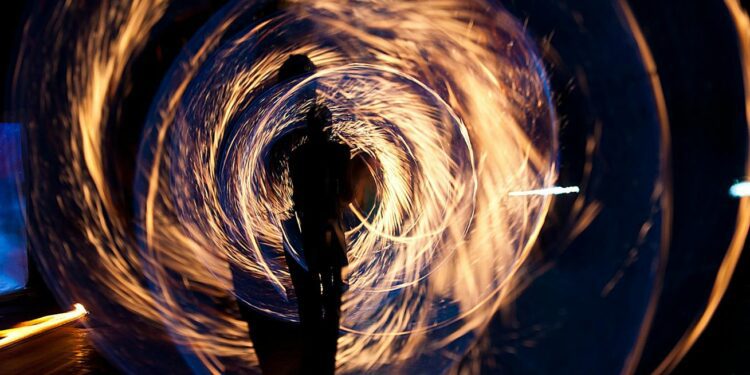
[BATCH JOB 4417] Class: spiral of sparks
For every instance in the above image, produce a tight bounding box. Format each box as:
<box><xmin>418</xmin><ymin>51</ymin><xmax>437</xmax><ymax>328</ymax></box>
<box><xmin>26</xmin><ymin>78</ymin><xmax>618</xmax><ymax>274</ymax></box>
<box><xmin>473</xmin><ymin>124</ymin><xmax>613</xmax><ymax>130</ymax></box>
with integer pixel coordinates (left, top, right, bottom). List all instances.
<box><xmin>13</xmin><ymin>0</ymin><xmax>556</xmax><ymax>373</ymax></box>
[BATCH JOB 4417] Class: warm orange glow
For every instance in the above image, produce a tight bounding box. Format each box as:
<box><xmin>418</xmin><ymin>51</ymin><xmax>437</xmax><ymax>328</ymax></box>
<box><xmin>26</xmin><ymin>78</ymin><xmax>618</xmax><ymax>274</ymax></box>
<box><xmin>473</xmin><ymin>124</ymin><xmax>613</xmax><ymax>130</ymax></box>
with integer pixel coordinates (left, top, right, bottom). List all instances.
<box><xmin>136</xmin><ymin>2</ymin><xmax>557</xmax><ymax>371</ymax></box>
<box><xmin>15</xmin><ymin>1</ymin><xmax>557</xmax><ymax>372</ymax></box>
<box><xmin>616</xmin><ymin>1</ymin><xmax>674</xmax><ymax>374</ymax></box>
<box><xmin>0</xmin><ymin>304</ymin><xmax>88</xmax><ymax>350</ymax></box>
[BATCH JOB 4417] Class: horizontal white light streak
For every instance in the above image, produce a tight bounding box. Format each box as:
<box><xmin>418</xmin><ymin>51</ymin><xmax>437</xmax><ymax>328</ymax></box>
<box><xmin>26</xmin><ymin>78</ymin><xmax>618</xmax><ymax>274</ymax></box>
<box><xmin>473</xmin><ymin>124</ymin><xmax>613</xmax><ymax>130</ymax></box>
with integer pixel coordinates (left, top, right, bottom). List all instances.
<box><xmin>508</xmin><ymin>186</ymin><xmax>580</xmax><ymax>197</ymax></box>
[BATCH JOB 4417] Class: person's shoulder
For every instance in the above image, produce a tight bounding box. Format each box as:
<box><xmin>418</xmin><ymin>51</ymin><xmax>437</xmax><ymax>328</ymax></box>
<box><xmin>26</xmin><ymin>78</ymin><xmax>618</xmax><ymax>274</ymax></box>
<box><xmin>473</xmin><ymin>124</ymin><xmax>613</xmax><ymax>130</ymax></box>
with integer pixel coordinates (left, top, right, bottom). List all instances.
<box><xmin>333</xmin><ymin>141</ymin><xmax>350</xmax><ymax>154</ymax></box>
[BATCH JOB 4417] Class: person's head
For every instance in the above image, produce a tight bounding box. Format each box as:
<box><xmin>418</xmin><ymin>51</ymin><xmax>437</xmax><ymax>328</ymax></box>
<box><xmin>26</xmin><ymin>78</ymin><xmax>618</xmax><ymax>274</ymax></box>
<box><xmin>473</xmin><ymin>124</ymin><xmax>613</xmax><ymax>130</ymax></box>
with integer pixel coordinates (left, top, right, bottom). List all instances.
<box><xmin>278</xmin><ymin>54</ymin><xmax>316</xmax><ymax>83</ymax></box>
<box><xmin>278</xmin><ymin>54</ymin><xmax>318</xmax><ymax>104</ymax></box>
<box><xmin>307</xmin><ymin>104</ymin><xmax>332</xmax><ymax>136</ymax></box>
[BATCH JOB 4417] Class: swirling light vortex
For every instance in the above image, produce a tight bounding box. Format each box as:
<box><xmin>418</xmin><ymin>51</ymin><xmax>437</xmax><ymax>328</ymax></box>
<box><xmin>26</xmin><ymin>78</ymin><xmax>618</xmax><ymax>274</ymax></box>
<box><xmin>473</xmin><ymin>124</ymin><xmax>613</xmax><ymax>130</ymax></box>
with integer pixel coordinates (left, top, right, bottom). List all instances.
<box><xmin>14</xmin><ymin>0</ymin><xmax>557</xmax><ymax>373</ymax></box>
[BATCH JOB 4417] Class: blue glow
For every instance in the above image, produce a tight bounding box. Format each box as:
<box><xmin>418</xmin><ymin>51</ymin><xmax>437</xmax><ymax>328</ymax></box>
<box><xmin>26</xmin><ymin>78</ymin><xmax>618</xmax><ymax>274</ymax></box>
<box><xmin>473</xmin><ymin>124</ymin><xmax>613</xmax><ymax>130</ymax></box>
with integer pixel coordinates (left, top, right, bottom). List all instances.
<box><xmin>730</xmin><ymin>181</ymin><xmax>750</xmax><ymax>198</ymax></box>
<box><xmin>0</xmin><ymin>123</ymin><xmax>27</xmax><ymax>295</ymax></box>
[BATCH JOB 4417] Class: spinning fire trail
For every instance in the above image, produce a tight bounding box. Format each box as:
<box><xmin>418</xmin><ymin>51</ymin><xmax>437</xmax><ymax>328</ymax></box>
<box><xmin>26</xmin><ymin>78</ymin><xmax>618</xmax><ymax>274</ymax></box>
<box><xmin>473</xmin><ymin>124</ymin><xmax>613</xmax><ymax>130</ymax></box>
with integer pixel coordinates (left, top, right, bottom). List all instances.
<box><xmin>12</xmin><ymin>0</ymin><xmax>557</xmax><ymax>373</ymax></box>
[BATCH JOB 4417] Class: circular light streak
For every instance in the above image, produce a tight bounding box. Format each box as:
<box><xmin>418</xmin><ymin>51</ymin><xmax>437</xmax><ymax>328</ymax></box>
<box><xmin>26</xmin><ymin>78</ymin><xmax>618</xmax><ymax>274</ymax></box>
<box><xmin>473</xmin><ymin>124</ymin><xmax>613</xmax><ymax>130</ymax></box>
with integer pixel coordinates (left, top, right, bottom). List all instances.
<box><xmin>14</xmin><ymin>1</ymin><xmax>556</xmax><ymax>372</ymax></box>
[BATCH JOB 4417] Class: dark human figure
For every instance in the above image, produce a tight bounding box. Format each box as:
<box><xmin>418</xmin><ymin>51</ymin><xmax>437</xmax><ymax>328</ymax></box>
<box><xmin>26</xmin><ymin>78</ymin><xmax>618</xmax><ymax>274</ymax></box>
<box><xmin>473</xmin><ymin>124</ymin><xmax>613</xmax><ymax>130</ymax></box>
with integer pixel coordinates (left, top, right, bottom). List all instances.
<box><xmin>234</xmin><ymin>54</ymin><xmax>352</xmax><ymax>375</ymax></box>
<box><xmin>287</xmin><ymin>103</ymin><xmax>352</xmax><ymax>375</ymax></box>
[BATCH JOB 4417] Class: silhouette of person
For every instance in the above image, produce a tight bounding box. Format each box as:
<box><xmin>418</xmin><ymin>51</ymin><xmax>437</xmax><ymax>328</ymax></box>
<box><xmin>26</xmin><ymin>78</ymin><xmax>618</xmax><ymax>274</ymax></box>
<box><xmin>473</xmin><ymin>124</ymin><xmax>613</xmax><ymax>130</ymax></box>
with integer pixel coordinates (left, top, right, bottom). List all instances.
<box><xmin>287</xmin><ymin>102</ymin><xmax>352</xmax><ymax>374</ymax></box>
<box><xmin>233</xmin><ymin>54</ymin><xmax>352</xmax><ymax>375</ymax></box>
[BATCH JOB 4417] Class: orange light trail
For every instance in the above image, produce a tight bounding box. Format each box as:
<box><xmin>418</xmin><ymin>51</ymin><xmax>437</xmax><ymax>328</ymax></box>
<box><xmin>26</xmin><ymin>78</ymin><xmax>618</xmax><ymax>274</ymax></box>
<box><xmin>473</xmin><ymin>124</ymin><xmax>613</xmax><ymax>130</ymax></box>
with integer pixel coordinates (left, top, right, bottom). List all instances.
<box><xmin>0</xmin><ymin>304</ymin><xmax>88</xmax><ymax>350</ymax></box>
<box><xmin>13</xmin><ymin>1</ymin><xmax>557</xmax><ymax>373</ymax></box>
<box><xmin>616</xmin><ymin>1</ymin><xmax>675</xmax><ymax>374</ymax></box>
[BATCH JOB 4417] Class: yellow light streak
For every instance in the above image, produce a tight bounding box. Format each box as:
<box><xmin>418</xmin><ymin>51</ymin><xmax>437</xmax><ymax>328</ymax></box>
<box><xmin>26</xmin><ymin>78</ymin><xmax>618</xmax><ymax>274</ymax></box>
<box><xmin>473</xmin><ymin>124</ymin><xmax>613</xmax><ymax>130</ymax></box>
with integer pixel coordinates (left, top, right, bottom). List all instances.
<box><xmin>616</xmin><ymin>2</ymin><xmax>675</xmax><ymax>374</ymax></box>
<box><xmin>0</xmin><ymin>304</ymin><xmax>88</xmax><ymax>350</ymax></box>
